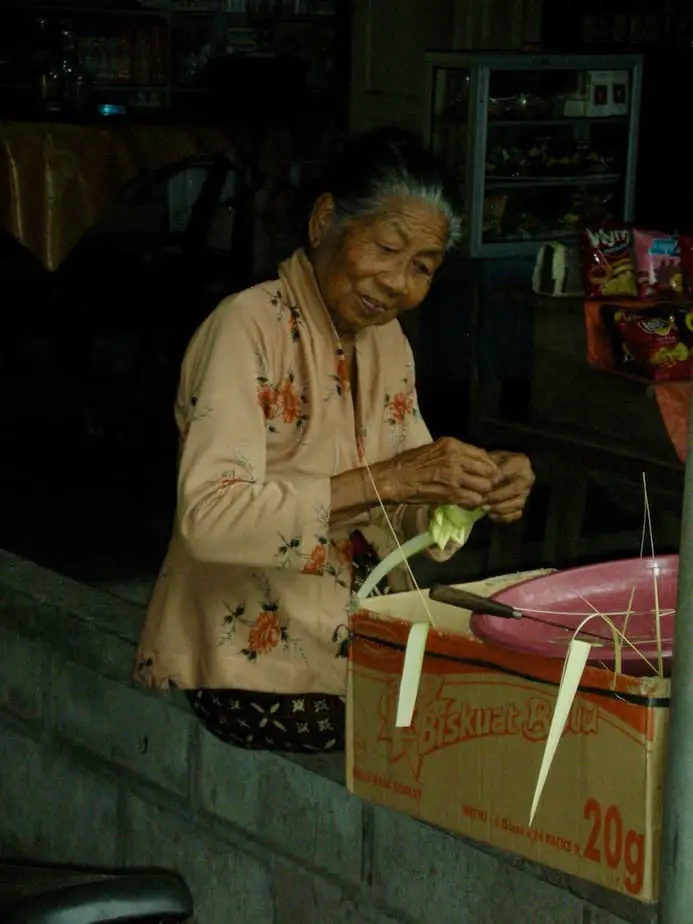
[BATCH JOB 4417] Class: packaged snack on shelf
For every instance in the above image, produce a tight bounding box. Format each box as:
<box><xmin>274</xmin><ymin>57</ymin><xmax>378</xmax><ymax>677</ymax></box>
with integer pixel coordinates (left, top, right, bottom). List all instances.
<box><xmin>581</xmin><ymin>226</ymin><xmax>637</xmax><ymax>298</ymax></box>
<box><xmin>633</xmin><ymin>229</ymin><xmax>683</xmax><ymax>299</ymax></box>
<box><xmin>678</xmin><ymin>233</ymin><xmax>693</xmax><ymax>295</ymax></box>
<box><xmin>610</xmin><ymin>308</ymin><xmax>691</xmax><ymax>381</ymax></box>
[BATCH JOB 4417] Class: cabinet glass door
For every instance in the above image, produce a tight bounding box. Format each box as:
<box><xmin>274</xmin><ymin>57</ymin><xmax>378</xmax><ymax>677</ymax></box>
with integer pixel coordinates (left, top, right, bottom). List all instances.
<box><xmin>482</xmin><ymin>67</ymin><xmax>631</xmax><ymax>245</ymax></box>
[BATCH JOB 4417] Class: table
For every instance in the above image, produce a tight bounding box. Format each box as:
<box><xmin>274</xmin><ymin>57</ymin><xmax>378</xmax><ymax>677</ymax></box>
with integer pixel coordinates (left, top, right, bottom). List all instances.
<box><xmin>0</xmin><ymin>121</ymin><xmax>240</xmax><ymax>270</ymax></box>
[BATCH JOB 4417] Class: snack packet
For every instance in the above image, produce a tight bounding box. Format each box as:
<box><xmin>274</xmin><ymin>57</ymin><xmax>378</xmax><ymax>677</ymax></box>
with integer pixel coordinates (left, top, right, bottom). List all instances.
<box><xmin>633</xmin><ymin>229</ymin><xmax>683</xmax><ymax>299</ymax></box>
<box><xmin>612</xmin><ymin>309</ymin><xmax>691</xmax><ymax>381</ymax></box>
<box><xmin>582</xmin><ymin>226</ymin><xmax>637</xmax><ymax>298</ymax></box>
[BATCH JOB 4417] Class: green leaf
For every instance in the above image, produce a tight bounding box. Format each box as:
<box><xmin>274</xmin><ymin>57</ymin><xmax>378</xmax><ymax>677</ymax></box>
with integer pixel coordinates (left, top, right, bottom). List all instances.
<box><xmin>429</xmin><ymin>505</ymin><xmax>485</xmax><ymax>550</ymax></box>
<box><xmin>354</xmin><ymin>506</ymin><xmax>485</xmax><ymax>602</ymax></box>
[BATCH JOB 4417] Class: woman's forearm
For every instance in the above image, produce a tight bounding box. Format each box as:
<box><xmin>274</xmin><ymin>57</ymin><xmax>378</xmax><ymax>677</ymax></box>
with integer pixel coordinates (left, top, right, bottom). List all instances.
<box><xmin>329</xmin><ymin>462</ymin><xmax>394</xmax><ymax>522</ymax></box>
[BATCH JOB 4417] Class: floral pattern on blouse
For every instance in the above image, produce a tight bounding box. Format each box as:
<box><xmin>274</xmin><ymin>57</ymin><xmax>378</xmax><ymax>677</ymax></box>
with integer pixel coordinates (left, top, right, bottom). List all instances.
<box><xmin>180</xmin><ymin>394</ymin><xmax>212</xmax><ymax>451</ymax></box>
<box><xmin>256</xmin><ymin>350</ymin><xmax>309</xmax><ymax>434</ymax></box>
<box><xmin>331</xmin><ymin>348</ymin><xmax>351</xmax><ymax>397</ymax></box>
<box><xmin>272</xmin><ymin>533</ymin><xmax>348</xmax><ymax>587</ymax></box>
<box><xmin>215</xmin><ymin>451</ymin><xmax>258</xmax><ymax>496</ymax></box>
<box><xmin>217</xmin><ymin>575</ymin><xmax>305</xmax><ymax>662</ymax></box>
<box><xmin>384</xmin><ymin>380</ymin><xmax>419</xmax><ymax>446</ymax></box>
<box><xmin>269</xmin><ymin>287</ymin><xmax>302</xmax><ymax>343</ymax></box>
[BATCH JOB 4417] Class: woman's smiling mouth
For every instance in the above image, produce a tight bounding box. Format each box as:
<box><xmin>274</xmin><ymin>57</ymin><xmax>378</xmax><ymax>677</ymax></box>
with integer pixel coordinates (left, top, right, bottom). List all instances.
<box><xmin>360</xmin><ymin>295</ymin><xmax>388</xmax><ymax>315</ymax></box>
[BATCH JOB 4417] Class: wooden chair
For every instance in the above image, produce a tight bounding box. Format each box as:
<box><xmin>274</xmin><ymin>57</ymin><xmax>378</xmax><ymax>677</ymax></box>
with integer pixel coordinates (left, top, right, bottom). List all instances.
<box><xmin>53</xmin><ymin>151</ymin><xmax>256</xmax><ymax>443</ymax></box>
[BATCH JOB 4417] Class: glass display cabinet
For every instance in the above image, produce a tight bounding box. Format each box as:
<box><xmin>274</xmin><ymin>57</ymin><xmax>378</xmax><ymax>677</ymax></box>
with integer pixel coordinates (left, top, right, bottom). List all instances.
<box><xmin>423</xmin><ymin>53</ymin><xmax>643</xmax><ymax>258</ymax></box>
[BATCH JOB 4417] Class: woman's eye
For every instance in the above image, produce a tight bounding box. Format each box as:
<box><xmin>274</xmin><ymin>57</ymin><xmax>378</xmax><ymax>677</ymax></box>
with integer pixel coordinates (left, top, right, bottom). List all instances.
<box><xmin>378</xmin><ymin>242</ymin><xmax>398</xmax><ymax>254</ymax></box>
<box><xmin>414</xmin><ymin>262</ymin><xmax>432</xmax><ymax>277</ymax></box>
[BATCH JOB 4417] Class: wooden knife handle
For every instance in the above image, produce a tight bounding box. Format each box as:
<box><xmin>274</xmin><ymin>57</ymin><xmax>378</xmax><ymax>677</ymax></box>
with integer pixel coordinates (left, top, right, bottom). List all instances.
<box><xmin>429</xmin><ymin>585</ymin><xmax>521</xmax><ymax>620</ymax></box>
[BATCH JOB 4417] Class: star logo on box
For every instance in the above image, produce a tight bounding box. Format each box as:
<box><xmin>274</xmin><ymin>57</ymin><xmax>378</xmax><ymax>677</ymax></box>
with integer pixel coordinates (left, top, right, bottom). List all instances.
<box><xmin>376</xmin><ymin>677</ymin><xmax>599</xmax><ymax>782</ymax></box>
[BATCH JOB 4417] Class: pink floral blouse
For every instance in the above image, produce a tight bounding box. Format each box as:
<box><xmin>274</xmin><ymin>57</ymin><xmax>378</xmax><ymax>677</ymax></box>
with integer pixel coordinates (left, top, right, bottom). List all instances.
<box><xmin>134</xmin><ymin>248</ymin><xmax>454</xmax><ymax>696</ymax></box>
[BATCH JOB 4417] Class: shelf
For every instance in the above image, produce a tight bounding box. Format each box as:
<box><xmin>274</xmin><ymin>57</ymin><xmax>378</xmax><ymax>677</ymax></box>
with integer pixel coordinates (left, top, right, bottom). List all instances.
<box><xmin>95</xmin><ymin>83</ymin><xmax>167</xmax><ymax>90</ymax></box>
<box><xmin>484</xmin><ymin>231</ymin><xmax>578</xmax><ymax>245</ymax></box>
<box><xmin>485</xmin><ymin>173</ymin><xmax>623</xmax><ymax>189</ymax></box>
<box><xmin>9</xmin><ymin>4</ymin><xmax>336</xmax><ymax>18</ymax></box>
<box><xmin>85</xmin><ymin>83</ymin><xmax>229</xmax><ymax>94</ymax></box>
<box><xmin>19</xmin><ymin>5</ymin><xmax>169</xmax><ymax>16</ymax></box>
<box><xmin>487</xmin><ymin>116</ymin><xmax>629</xmax><ymax>128</ymax></box>
<box><xmin>170</xmin><ymin>10</ymin><xmax>332</xmax><ymax>19</ymax></box>
<box><xmin>0</xmin><ymin>0</ymin><xmax>346</xmax><ymax>125</ymax></box>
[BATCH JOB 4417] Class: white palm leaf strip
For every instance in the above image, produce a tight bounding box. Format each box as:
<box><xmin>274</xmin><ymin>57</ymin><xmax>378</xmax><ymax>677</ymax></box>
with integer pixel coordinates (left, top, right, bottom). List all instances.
<box><xmin>530</xmin><ymin>638</ymin><xmax>592</xmax><ymax>826</ymax></box>
<box><xmin>531</xmin><ymin>471</ymin><xmax>662</xmax><ymax>825</ymax></box>
<box><xmin>530</xmin><ymin>611</ymin><xmax>627</xmax><ymax>826</ymax></box>
<box><xmin>641</xmin><ymin>473</ymin><xmax>664</xmax><ymax>678</ymax></box>
<box><xmin>356</xmin><ymin>459</ymin><xmax>439</xmax><ymax>728</ymax></box>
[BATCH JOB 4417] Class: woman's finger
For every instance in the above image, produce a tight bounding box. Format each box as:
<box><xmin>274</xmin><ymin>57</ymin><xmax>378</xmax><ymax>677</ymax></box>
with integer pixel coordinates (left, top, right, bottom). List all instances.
<box><xmin>406</xmin><ymin>484</ymin><xmax>487</xmax><ymax>508</ymax></box>
<box><xmin>484</xmin><ymin>496</ymin><xmax>526</xmax><ymax>517</ymax></box>
<box><xmin>449</xmin><ymin>490</ymin><xmax>489</xmax><ymax>509</ymax></box>
<box><xmin>438</xmin><ymin>439</ymin><xmax>498</xmax><ymax>480</ymax></box>
<box><xmin>452</xmin><ymin>472</ymin><xmax>495</xmax><ymax>497</ymax></box>
<box><xmin>451</xmin><ymin>452</ymin><xmax>498</xmax><ymax>481</ymax></box>
<box><xmin>488</xmin><ymin>509</ymin><xmax>523</xmax><ymax>524</ymax></box>
<box><xmin>485</xmin><ymin>482</ymin><xmax>526</xmax><ymax>505</ymax></box>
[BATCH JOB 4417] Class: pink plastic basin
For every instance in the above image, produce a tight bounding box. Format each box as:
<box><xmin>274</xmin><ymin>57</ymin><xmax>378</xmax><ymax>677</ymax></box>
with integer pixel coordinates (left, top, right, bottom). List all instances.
<box><xmin>470</xmin><ymin>555</ymin><xmax>678</xmax><ymax>677</ymax></box>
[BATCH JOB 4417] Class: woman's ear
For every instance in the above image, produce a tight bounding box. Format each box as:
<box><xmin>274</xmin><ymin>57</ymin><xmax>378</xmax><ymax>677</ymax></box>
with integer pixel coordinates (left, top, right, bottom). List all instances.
<box><xmin>308</xmin><ymin>193</ymin><xmax>335</xmax><ymax>249</ymax></box>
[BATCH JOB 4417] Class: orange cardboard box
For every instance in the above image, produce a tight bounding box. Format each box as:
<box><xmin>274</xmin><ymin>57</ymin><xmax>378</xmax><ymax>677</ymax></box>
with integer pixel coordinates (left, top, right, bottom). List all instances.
<box><xmin>346</xmin><ymin>573</ymin><xmax>669</xmax><ymax>903</ymax></box>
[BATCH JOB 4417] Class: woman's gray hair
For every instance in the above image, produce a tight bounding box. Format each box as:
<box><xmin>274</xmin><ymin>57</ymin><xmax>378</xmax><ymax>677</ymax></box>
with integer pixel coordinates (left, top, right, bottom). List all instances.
<box><xmin>319</xmin><ymin>128</ymin><xmax>463</xmax><ymax>252</ymax></box>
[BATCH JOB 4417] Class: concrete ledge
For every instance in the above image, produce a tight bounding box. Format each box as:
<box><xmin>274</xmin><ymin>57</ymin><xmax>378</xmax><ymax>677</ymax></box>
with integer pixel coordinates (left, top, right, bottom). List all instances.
<box><xmin>0</xmin><ymin>549</ymin><xmax>654</xmax><ymax>923</ymax></box>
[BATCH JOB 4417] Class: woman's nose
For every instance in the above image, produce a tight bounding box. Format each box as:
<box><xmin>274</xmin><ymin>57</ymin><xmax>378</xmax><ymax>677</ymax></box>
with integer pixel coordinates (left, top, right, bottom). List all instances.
<box><xmin>378</xmin><ymin>264</ymin><xmax>409</xmax><ymax>297</ymax></box>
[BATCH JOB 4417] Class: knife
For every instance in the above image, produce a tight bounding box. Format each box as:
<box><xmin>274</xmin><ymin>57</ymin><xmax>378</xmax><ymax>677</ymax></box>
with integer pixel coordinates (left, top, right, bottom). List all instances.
<box><xmin>429</xmin><ymin>585</ymin><xmax>522</xmax><ymax>619</ymax></box>
<box><xmin>429</xmin><ymin>585</ymin><xmax>610</xmax><ymax>643</ymax></box>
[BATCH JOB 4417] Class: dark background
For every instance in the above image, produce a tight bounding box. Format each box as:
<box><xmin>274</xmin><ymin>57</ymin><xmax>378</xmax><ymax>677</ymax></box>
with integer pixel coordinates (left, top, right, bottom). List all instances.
<box><xmin>0</xmin><ymin>0</ymin><xmax>689</xmax><ymax>591</ymax></box>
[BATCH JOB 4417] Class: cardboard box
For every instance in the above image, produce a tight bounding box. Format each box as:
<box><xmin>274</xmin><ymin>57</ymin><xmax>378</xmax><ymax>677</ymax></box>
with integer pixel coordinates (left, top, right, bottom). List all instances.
<box><xmin>347</xmin><ymin>572</ymin><xmax>669</xmax><ymax>903</ymax></box>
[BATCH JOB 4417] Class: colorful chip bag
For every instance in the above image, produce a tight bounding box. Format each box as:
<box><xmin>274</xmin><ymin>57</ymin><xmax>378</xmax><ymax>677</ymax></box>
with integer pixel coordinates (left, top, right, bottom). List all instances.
<box><xmin>612</xmin><ymin>308</ymin><xmax>691</xmax><ymax>381</ymax></box>
<box><xmin>582</xmin><ymin>226</ymin><xmax>637</xmax><ymax>298</ymax></box>
<box><xmin>633</xmin><ymin>229</ymin><xmax>683</xmax><ymax>299</ymax></box>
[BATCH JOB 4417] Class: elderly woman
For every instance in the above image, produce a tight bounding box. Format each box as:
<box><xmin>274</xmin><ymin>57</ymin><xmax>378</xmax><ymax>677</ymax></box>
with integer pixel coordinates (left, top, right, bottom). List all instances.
<box><xmin>135</xmin><ymin>128</ymin><xmax>534</xmax><ymax>752</ymax></box>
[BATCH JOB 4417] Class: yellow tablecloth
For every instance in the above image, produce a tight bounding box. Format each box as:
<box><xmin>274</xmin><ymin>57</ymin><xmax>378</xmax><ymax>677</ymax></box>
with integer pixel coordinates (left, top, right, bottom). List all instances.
<box><xmin>0</xmin><ymin>121</ymin><xmax>239</xmax><ymax>270</ymax></box>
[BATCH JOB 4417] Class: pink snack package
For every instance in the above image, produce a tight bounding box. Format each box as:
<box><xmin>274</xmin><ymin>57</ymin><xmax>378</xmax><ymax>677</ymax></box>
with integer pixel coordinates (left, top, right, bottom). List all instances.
<box><xmin>633</xmin><ymin>229</ymin><xmax>683</xmax><ymax>299</ymax></box>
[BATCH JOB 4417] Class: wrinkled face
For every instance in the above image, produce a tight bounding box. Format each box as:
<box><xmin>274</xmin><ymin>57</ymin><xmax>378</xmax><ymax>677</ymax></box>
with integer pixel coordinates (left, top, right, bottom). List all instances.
<box><xmin>308</xmin><ymin>194</ymin><xmax>448</xmax><ymax>337</ymax></box>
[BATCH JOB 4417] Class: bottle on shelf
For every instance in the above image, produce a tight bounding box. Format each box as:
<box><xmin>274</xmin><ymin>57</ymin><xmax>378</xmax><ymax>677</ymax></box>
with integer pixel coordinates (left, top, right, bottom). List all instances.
<box><xmin>58</xmin><ymin>21</ymin><xmax>89</xmax><ymax>114</ymax></box>
<box><xmin>34</xmin><ymin>16</ymin><xmax>63</xmax><ymax>114</ymax></box>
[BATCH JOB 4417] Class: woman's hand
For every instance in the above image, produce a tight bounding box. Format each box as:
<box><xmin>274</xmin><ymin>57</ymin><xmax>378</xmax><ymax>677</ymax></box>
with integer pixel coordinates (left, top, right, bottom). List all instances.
<box><xmin>383</xmin><ymin>437</ymin><xmax>499</xmax><ymax>509</ymax></box>
<box><xmin>483</xmin><ymin>451</ymin><xmax>535</xmax><ymax>523</ymax></box>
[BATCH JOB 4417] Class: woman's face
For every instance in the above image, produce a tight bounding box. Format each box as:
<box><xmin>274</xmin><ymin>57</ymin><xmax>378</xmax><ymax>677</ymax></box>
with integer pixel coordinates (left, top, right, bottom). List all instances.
<box><xmin>308</xmin><ymin>195</ymin><xmax>448</xmax><ymax>337</ymax></box>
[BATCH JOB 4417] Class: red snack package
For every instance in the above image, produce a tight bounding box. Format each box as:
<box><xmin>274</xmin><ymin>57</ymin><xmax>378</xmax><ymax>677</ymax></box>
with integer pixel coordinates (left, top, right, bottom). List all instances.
<box><xmin>633</xmin><ymin>229</ymin><xmax>683</xmax><ymax>299</ymax></box>
<box><xmin>613</xmin><ymin>309</ymin><xmax>691</xmax><ymax>381</ymax></box>
<box><xmin>581</xmin><ymin>226</ymin><xmax>637</xmax><ymax>298</ymax></box>
<box><xmin>679</xmin><ymin>233</ymin><xmax>693</xmax><ymax>296</ymax></box>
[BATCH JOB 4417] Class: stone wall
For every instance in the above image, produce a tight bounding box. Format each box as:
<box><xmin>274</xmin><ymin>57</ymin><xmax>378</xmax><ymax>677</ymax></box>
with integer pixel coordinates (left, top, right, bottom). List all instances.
<box><xmin>0</xmin><ymin>549</ymin><xmax>656</xmax><ymax>924</ymax></box>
